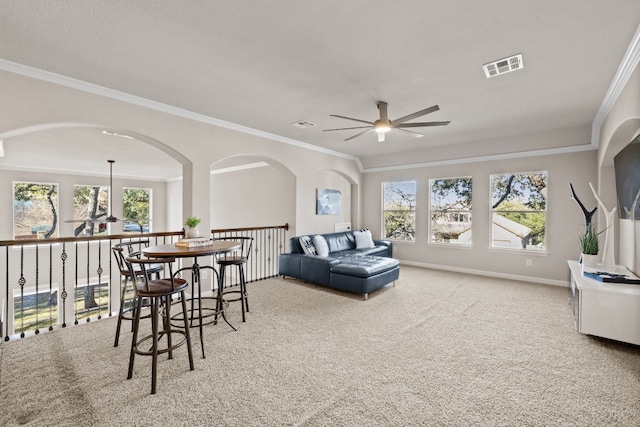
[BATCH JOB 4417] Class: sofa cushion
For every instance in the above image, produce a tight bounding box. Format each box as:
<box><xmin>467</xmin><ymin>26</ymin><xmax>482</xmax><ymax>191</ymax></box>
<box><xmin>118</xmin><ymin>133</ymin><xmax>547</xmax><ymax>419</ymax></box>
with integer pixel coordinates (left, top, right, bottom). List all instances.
<box><xmin>330</xmin><ymin>254</ymin><xmax>399</xmax><ymax>278</ymax></box>
<box><xmin>354</xmin><ymin>229</ymin><xmax>374</xmax><ymax>249</ymax></box>
<box><xmin>313</xmin><ymin>234</ymin><xmax>330</xmax><ymax>256</ymax></box>
<box><xmin>324</xmin><ymin>232</ymin><xmax>355</xmax><ymax>253</ymax></box>
<box><xmin>299</xmin><ymin>235</ymin><xmax>316</xmax><ymax>255</ymax></box>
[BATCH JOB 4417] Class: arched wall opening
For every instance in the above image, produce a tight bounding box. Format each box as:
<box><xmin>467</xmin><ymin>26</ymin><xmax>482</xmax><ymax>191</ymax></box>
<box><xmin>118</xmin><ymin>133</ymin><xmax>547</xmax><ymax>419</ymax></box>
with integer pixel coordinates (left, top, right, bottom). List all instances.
<box><xmin>0</xmin><ymin>122</ymin><xmax>191</xmax><ymax>235</ymax></box>
<box><xmin>210</xmin><ymin>155</ymin><xmax>296</xmax><ymax>230</ymax></box>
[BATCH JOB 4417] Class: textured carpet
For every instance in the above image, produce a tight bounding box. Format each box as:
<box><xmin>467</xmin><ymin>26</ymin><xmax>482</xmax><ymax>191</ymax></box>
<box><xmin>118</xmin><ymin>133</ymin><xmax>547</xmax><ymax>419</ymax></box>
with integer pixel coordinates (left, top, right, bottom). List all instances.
<box><xmin>1</xmin><ymin>266</ymin><xmax>640</xmax><ymax>426</ymax></box>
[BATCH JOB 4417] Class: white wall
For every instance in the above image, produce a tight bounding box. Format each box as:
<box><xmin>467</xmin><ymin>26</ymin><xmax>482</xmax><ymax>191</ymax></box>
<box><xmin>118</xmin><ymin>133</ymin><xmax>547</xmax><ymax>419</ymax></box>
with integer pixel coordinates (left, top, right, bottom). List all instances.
<box><xmin>297</xmin><ymin>169</ymin><xmax>353</xmax><ymax>235</ymax></box>
<box><xmin>362</xmin><ymin>149</ymin><xmax>598</xmax><ymax>284</ymax></box>
<box><xmin>597</xmin><ymin>59</ymin><xmax>640</xmax><ymax>274</ymax></box>
<box><xmin>210</xmin><ymin>163</ymin><xmax>295</xmax><ymax>229</ymax></box>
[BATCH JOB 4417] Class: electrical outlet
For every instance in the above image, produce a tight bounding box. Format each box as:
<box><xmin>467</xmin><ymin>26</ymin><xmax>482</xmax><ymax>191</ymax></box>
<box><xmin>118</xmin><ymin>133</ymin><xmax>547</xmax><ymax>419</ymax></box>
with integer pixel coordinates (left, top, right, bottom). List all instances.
<box><xmin>526</xmin><ymin>259</ymin><xmax>532</xmax><ymax>267</ymax></box>
<box><xmin>201</xmin><ymin>270</ymin><xmax>208</xmax><ymax>280</ymax></box>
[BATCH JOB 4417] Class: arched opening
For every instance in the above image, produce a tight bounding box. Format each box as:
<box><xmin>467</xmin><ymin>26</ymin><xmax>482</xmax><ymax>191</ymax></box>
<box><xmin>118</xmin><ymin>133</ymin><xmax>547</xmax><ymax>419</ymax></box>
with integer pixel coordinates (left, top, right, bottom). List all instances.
<box><xmin>210</xmin><ymin>155</ymin><xmax>296</xmax><ymax>229</ymax></box>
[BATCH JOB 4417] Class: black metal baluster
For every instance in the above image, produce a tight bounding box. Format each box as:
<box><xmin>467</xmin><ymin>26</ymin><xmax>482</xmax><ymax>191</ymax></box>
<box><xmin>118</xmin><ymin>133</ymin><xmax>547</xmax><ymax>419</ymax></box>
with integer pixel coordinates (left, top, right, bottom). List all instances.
<box><xmin>96</xmin><ymin>242</ymin><xmax>103</xmax><ymax>320</ymax></box>
<box><xmin>4</xmin><ymin>247</ymin><xmax>9</xmax><ymax>341</ymax></box>
<box><xmin>49</xmin><ymin>243</ymin><xmax>54</xmax><ymax>331</ymax></box>
<box><xmin>18</xmin><ymin>246</ymin><xmax>26</xmax><ymax>338</ymax></box>
<box><xmin>35</xmin><ymin>244</ymin><xmax>40</xmax><ymax>335</ymax></box>
<box><xmin>61</xmin><ymin>243</ymin><xmax>68</xmax><ymax>328</ymax></box>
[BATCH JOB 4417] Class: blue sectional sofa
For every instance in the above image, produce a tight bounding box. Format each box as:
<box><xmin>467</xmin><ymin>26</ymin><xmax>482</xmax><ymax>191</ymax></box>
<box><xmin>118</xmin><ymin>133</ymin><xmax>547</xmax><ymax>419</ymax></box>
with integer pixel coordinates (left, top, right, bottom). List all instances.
<box><xmin>278</xmin><ymin>230</ymin><xmax>399</xmax><ymax>299</ymax></box>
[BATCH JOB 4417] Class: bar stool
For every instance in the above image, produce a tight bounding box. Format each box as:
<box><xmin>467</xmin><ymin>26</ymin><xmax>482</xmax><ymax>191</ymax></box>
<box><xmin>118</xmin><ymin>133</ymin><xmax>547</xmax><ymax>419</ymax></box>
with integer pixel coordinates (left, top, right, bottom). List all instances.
<box><xmin>124</xmin><ymin>256</ymin><xmax>194</xmax><ymax>394</ymax></box>
<box><xmin>214</xmin><ymin>237</ymin><xmax>253</xmax><ymax>322</ymax></box>
<box><xmin>111</xmin><ymin>242</ymin><xmax>163</xmax><ymax>347</ymax></box>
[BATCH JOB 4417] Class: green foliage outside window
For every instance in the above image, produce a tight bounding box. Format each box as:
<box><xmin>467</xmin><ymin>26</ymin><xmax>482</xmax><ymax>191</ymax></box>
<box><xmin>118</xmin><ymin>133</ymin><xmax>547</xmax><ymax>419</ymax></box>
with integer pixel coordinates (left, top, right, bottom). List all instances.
<box><xmin>430</xmin><ymin>177</ymin><xmax>472</xmax><ymax>244</ymax></box>
<box><xmin>123</xmin><ymin>187</ymin><xmax>151</xmax><ymax>232</ymax></box>
<box><xmin>491</xmin><ymin>172</ymin><xmax>547</xmax><ymax>250</ymax></box>
<box><xmin>73</xmin><ymin>185</ymin><xmax>108</xmax><ymax>236</ymax></box>
<box><xmin>383</xmin><ymin>181</ymin><xmax>416</xmax><ymax>241</ymax></box>
<box><xmin>13</xmin><ymin>182</ymin><xmax>58</xmax><ymax>239</ymax></box>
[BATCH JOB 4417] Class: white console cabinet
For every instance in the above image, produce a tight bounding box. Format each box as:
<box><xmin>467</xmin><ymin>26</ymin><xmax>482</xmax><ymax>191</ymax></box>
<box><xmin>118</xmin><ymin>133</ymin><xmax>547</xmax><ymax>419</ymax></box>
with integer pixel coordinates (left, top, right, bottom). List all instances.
<box><xmin>568</xmin><ymin>260</ymin><xmax>640</xmax><ymax>345</ymax></box>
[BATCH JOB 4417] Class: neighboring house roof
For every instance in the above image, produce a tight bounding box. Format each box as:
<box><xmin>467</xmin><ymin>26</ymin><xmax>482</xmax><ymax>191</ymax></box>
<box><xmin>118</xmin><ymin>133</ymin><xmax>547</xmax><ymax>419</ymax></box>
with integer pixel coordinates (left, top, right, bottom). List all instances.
<box><xmin>491</xmin><ymin>213</ymin><xmax>531</xmax><ymax>238</ymax></box>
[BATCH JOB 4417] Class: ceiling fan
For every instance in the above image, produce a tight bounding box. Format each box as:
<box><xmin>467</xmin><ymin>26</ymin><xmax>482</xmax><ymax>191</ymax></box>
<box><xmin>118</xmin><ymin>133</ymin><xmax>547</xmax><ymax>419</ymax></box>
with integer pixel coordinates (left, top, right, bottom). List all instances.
<box><xmin>65</xmin><ymin>160</ymin><xmax>147</xmax><ymax>229</ymax></box>
<box><xmin>324</xmin><ymin>101</ymin><xmax>450</xmax><ymax>142</ymax></box>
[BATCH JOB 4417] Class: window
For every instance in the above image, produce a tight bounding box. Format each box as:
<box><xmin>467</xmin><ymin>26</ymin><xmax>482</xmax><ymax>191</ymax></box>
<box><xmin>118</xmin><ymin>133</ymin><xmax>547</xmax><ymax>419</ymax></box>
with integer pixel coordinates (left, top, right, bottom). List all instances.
<box><xmin>490</xmin><ymin>171</ymin><xmax>547</xmax><ymax>251</ymax></box>
<box><xmin>123</xmin><ymin>187</ymin><xmax>151</xmax><ymax>232</ymax></box>
<box><xmin>73</xmin><ymin>184</ymin><xmax>109</xmax><ymax>236</ymax></box>
<box><xmin>13</xmin><ymin>182</ymin><xmax>59</xmax><ymax>239</ymax></box>
<box><xmin>430</xmin><ymin>177</ymin><xmax>472</xmax><ymax>245</ymax></box>
<box><xmin>383</xmin><ymin>181</ymin><xmax>416</xmax><ymax>241</ymax></box>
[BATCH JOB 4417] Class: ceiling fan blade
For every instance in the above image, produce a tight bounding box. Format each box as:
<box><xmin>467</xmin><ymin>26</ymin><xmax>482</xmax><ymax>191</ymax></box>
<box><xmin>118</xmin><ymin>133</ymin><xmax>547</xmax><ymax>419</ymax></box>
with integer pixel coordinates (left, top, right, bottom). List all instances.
<box><xmin>64</xmin><ymin>218</ymin><xmax>111</xmax><ymax>224</ymax></box>
<box><xmin>392</xmin><ymin>105</ymin><xmax>440</xmax><ymax>125</ymax></box>
<box><xmin>345</xmin><ymin>128</ymin><xmax>374</xmax><ymax>141</ymax></box>
<box><xmin>329</xmin><ymin>114</ymin><xmax>374</xmax><ymax>126</ymax></box>
<box><xmin>396</xmin><ymin>121</ymin><xmax>451</xmax><ymax>128</ymax></box>
<box><xmin>396</xmin><ymin>128</ymin><xmax>425</xmax><ymax>138</ymax></box>
<box><xmin>324</xmin><ymin>126</ymin><xmax>372</xmax><ymax>132</ymax></box>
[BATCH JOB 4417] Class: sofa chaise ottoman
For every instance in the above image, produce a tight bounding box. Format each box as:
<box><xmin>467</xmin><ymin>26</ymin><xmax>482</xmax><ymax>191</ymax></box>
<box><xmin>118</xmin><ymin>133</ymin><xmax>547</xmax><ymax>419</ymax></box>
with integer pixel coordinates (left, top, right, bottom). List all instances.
<box><xmin>278</xmin><ymin>229</ymin><xmax>399</xmax><ymax>299</ymax></box>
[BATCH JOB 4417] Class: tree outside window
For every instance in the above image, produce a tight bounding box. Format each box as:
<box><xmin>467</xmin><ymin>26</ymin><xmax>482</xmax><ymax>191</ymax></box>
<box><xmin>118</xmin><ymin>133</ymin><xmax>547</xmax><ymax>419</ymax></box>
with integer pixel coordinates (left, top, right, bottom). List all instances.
<box><xmin>73</xmin><ymin>185</ymin><xmax>109</xmax><ymax>236</ymax></box>
<box><xmin>13</xmin><ymin>182</ymin><xmax>58</xmax><ymax>239</ymax></box>
<box><xmin>490</xmin><ymin>172</ymin><xmax>547</xmax><ymax>250</ymax></box>
<box><xmin>383</xmin><ymin>181</ymin><xmax>416</xmax><ymax>241</ymax></box>
<box><xmin>123</xmin><ymin>187</ymin><xmax>151</xmax><ymax>232</ymax></box>
<box><xmin>430</xmin><ymin>177</ymin><xmax>472</xmax><ymax>245</ymax></box>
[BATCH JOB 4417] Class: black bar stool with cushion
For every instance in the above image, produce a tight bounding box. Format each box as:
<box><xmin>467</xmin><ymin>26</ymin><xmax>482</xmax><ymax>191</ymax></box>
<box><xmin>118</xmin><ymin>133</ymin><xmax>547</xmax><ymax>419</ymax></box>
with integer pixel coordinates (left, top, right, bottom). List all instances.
<box><xmin>214</xmin><ymin>236</ymin><xmax>253</xmax><ymax>322</ymax></box>
<box><xmin>112</xmin><ymin>242</ymin><xmax>163</xmax><ymax>347</ymax></box>
<box><xmin>124</xmin><ymin>256</ymin><xmax>194</xmax><ymax>394</ymax></box>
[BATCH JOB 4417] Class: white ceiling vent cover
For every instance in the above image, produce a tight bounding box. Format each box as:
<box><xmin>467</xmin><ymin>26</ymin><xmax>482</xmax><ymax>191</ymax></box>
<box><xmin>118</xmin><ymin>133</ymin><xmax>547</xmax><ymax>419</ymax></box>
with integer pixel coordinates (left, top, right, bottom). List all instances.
<box><xmin>483</xmin><ymin>53</ymin><xmax>523</xmax><ymax>78</ymax></box>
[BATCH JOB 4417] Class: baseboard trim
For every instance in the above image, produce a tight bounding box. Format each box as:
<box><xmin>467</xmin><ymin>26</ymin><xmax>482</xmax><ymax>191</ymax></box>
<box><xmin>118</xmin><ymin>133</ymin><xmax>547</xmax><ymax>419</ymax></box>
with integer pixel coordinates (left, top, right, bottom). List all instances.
<box><xmin>398</xmin><ymin>260</ymin><xmax>569</xmax><ymax>288</ymax></box>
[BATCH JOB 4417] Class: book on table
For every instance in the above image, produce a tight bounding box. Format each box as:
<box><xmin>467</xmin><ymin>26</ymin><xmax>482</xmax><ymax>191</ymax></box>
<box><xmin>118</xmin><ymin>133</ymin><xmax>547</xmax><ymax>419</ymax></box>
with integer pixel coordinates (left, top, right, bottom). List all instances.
<box><xmin>175</xmin><ymin>237</ymin><xmax>213</xmax><ymax>248</ymax></box>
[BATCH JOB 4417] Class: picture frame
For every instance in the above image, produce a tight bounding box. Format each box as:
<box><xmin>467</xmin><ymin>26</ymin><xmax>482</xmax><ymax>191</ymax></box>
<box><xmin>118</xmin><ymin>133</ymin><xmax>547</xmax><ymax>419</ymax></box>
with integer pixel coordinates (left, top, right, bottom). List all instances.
<box><xmin>316</xmin><ymin>188</ymin><xmax>341</xmax><ymax>215</ymax></box>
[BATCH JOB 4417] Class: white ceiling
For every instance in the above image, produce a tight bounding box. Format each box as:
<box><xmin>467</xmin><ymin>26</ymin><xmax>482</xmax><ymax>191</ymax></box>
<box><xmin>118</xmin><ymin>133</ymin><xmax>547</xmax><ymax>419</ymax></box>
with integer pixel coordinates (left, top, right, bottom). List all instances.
<box><xmin>1</xmin><ymin>1</ymin><xmax>640</xmax><ymax>179</ymax></box>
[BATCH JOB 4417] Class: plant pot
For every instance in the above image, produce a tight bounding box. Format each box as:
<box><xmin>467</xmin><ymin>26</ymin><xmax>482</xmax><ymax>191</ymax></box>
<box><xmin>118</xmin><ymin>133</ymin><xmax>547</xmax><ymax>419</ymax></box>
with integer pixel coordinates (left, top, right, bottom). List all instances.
<box><xmin>187</xmin><ymin>227</ymin><xmax>200</xmax><ymax>238</ymax></box>
<box><xmin>580</xmin><ymin>253</ymin><xmax>598</xmax><ymax>269</ymax></box>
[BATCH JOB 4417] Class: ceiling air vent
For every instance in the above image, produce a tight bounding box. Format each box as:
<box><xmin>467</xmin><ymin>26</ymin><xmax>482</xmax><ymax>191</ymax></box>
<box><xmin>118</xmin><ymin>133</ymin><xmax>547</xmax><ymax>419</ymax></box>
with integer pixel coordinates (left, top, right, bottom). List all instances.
<box><xmin>291</xmin><ymin>120</ymin><xmax>316</xmax><ymax>129</ymax></box>
<box><xmin>483</xmin><ymin>53</ymin><xmax>523</xmax><ymax>78</ymax></box>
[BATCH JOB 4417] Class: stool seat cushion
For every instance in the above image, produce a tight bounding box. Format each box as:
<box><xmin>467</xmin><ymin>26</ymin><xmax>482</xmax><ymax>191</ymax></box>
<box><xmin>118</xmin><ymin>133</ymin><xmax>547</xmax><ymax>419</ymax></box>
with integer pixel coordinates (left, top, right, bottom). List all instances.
<box><xmin>217</xmin><ymin>256</ymin><xmax>247</xmax><ymax>265</ymax></box>
<box><xmin>136</xmin><ymin>277</ymin><xmax>188</xmax><ymax>296</ymax></box>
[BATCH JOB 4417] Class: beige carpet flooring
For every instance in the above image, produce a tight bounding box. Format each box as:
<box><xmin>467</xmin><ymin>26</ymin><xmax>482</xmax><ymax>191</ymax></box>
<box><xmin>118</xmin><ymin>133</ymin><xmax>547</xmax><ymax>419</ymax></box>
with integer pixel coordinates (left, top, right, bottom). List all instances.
<box><xmin>1</xmin><ymin>265</ymin><xmax>640</xmax><ymax>426</ymax></box>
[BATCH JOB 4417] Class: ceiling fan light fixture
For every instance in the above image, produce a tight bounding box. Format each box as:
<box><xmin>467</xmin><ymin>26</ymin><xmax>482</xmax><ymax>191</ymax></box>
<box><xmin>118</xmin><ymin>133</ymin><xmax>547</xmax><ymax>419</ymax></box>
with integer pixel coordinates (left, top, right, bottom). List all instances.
<box><xmin>374</xmin><ymin>120</ymin><xmax>391</xmax><ymax>133</ymax></box>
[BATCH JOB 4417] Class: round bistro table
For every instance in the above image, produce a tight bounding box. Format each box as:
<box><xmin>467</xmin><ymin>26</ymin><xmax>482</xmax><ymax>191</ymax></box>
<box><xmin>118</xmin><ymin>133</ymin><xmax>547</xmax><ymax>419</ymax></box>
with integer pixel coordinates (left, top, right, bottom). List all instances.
<box><xmin>142</xmin><ymin>240</ymin><xmax>241</xmax><ymax>358</ymax></box>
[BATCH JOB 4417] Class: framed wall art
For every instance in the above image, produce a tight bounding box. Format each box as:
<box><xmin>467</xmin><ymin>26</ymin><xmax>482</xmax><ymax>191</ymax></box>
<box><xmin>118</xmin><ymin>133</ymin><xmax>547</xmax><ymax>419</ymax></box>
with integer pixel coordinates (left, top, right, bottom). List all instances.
<box><xmin>316</xmin><ymin>188</ymin><xmax>341</xmax><ymax>215</ymax></box>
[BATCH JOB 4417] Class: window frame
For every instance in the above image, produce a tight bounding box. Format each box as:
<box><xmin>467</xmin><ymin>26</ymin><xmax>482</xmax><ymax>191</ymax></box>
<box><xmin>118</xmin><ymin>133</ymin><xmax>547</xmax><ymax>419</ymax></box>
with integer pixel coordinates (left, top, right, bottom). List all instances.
<box><xmin>72</xmin><ymin>183</ymin><xmax>109</xmax><ymax>236</ymax></box>
<box><xmin>122</xmin><ymin>187</ymin><xmax>152</xmax><ymax>233</ymax></box>
<box><xmin>382</xmin><ymin>180</ymin><xmax>417</xmax><ymax>242</ymax></box>
<box><xmin>12</xmin><ymin>181</ymin><xmax>59</xmax><ymax>240</ymax></box>
<box><xmin>429</xmin><ymin>176</ymin><xmax>473</xmax><ymax>246</ymax></box>
<box><xmin>489</xmin><ymin>171</ymin><xmax>548</xmax><ymax>252</ymax></box>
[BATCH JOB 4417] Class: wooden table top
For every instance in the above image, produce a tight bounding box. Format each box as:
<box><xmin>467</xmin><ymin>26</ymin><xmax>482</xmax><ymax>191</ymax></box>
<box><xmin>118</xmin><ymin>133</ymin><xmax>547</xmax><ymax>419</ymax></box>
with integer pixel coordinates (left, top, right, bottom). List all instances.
<box><xmin>142</xmin><ymin>241</ymin><xmax>241</xmax><ymax>258</ymax></box>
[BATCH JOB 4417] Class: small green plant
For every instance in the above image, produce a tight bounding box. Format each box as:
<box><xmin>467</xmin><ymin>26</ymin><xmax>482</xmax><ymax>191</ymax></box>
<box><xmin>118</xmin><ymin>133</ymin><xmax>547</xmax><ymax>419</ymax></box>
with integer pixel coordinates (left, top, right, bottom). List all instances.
<box><xmin>185</xmin><ymin>216</ymin><xmax>201</xmax><ymax>228</ymax></box>
<box><xmin>579</xmin><ymin>225</ymin><xmax>599</xmax><ymax>255</ymax></box>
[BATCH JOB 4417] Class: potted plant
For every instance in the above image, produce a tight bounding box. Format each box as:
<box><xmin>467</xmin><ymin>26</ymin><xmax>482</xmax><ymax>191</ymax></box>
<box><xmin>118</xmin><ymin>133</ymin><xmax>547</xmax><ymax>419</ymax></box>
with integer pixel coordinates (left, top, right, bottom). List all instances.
<box><xmin>579</xmin><ymin>224</ymin><xmax>599</xmax><ymax>269</ymax></box>
<box><xmin>185</xmin><ymin>216</ymin><xmax>201</xmax><ymax>238</ymax></box>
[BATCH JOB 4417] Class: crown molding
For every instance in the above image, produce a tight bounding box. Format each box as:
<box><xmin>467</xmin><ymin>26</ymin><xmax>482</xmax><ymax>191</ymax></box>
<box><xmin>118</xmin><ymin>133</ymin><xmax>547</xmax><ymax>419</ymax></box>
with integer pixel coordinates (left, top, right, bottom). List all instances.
<box><xmin>0</xmin><ymin>59</ymin><xmax>364</xmax><ymax>171</ymax></box>
<box><xmin>591</xmin><ymin>23</ymin><xmax>640</xmax><ymax>147</ymax></box>
<box><xmin>362</xmin><ymin>144</ymin><xmax>595</xmax><ymax>173</ymax></box>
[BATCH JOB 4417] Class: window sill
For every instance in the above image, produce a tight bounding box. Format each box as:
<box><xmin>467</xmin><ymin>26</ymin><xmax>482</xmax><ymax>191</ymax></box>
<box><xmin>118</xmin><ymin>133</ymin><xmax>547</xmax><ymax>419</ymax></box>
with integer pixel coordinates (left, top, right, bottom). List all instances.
<box><xmin>488</xmin><ymin>247</ymin><xmax>549</xmax><ymax>256</ymax></box>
